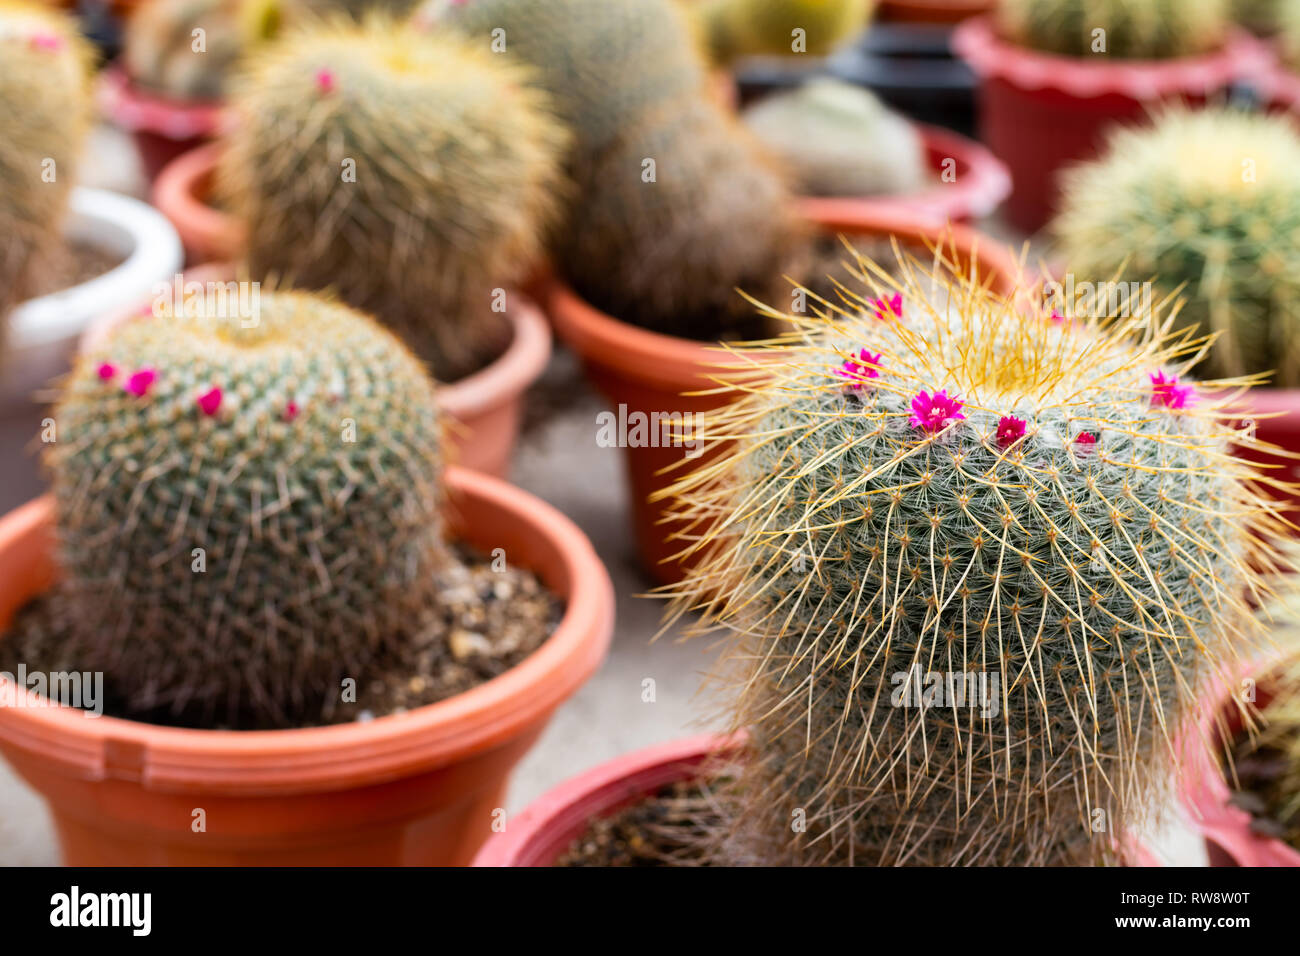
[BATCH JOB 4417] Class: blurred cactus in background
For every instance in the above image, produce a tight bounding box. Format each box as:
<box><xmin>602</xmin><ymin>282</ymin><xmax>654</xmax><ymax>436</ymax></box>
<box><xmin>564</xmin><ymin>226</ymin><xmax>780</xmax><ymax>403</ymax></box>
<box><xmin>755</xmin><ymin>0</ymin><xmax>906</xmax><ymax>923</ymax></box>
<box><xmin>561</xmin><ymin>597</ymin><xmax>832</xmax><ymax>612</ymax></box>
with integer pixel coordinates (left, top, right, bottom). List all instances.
<box><xmin>742</xmin><ymin>78</ymin><xmax>927</xmax><ymax>198</ymax></box>
<box><xmin>698</xmin><ymin>0</ymin><xmax>873</xmax><ymax>65</ymax></box>
<box><xmin>424</xmin><ymin>0</ymin><xmax>809</xmax><ymax>342</ymax></box>
<box><xmin>0</xmin><ymin>0</ymin><xmax>91</xmax><ymax>349</ymax></box>
<box><xmin>1282</xmin><ymin>0</ymin><xmax>1300</xmax><ymax>65</ymax></box>
<box><xmin>1230</xmin><ymin>0</ymin><xmax>1286</xmax><ymax>34</ymax></box>
<box><xmin>663</xmin><ymin>246</ymin><xmax>1290</xmax><ymax>864</ymax></box>
<box><xmin>51</xmin><ymin>289</ymin><xmax>446</xmax><ymax>726</ymax></box>
<box><xmin>124</xmin><ymin>0</ymin><xmax>291</xmax><ymax>101</ymax></box>
<box><xmin>999</xmin><ymin>0</ymin><xmax>1229</xmax><ymax>58</ymax></box>
<box><xmin>1054</xmin><ymin>107</ymin><xmax>1300</xmax><ymax>386</ymax></box>
<box><xmin>218</xmin><ymin>16</ymin><xmax>569</xmax><ymax>382</ymax></box>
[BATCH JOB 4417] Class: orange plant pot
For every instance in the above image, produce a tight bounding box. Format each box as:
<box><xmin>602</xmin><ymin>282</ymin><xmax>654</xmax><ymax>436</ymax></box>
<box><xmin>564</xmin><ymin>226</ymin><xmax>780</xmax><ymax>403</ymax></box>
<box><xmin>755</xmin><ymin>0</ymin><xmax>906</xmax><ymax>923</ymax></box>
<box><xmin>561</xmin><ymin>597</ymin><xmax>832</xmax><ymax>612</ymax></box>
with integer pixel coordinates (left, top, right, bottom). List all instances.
<box><xmin>548</xmin><ymin>202</ymin><xmax>1021</xmax><ymax>585</ymax></box>
<box><xmin>0</xmin><ymin>468</ymin><xmax>614</xmax><ymax>866</ymax></box>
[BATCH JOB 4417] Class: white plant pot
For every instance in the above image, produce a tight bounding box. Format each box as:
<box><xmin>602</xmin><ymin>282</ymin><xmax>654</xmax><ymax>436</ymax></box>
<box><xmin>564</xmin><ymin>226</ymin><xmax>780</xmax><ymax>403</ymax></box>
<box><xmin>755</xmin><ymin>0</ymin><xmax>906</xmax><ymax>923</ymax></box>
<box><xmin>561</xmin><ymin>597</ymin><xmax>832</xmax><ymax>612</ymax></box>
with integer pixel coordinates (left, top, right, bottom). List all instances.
<box><xmin>1</xmin><ymin>187</ymin><xmax>183</xmax><ymax>408</ymax></box>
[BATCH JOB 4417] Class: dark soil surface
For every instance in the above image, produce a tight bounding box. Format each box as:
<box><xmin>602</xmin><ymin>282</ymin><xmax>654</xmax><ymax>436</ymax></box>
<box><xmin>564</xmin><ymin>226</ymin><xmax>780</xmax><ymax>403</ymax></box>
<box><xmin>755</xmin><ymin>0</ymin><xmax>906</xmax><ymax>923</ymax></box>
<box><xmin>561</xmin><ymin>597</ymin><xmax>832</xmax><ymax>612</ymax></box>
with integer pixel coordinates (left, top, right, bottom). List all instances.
<box><xmin>1226</xmin><ymin>729</ymin><xmax>1300</xmax><ymax>849</ymax></box>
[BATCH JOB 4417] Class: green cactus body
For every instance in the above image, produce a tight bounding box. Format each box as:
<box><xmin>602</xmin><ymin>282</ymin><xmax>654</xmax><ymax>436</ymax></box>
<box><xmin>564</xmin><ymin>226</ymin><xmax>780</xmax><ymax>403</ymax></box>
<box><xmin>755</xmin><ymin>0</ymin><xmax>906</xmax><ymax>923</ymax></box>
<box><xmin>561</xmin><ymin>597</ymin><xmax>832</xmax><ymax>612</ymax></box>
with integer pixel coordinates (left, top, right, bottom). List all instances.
<box><xmin>1282</xmin><ymin>0</ymin><xmax>1300</xmax><ymax>66</ymax></box>
<box><xmin>124</xmin><ymin>0</ymin><xmax>290</xmax><ymax>101</ymax></box>
<box><xmin>217</xmin><ymin>17</ymin><xmax>568</xmax><ymax>382</ymax></box>
<box><xmin>662</xmin><ymin>248</ymin><xmax>1285</xmax><ymax>865</ymax></box>
<box><xmin>698</xmin><ymin>0</ymin><xmax>872</xmax><ymax>64</ymax></box>
<box><xmin>999</xmin><ymin>0</ymin><xmax>1229</xmax><ymax>58</ymax></box>
<box><xmin>1054</xmin><ymin>108</ymin><xmax>1300</xmax><ymax>387</ymax></box>
<box><xmin>0</xmin><ymin>2</ymin><xmax>91</xmax><ymax>341</ymax></box>
<box><xmin>422</xmin><ymin>0</ymin><xmax>808</xmax><ymax>341</ymax></box>
<box><xmin>1232</xmin><ymin>0</ymin><xmax>1286</xmax><ymax>34</ymax></box>
<box><xmin>51</xmin><ymin>289</ymin><xmax>445</xmax><ymax>726</ymax></box>
<box><xmin>741</xmin><ymin>78</ymin><xmax>927</xmax><ymax>199</ymax></box>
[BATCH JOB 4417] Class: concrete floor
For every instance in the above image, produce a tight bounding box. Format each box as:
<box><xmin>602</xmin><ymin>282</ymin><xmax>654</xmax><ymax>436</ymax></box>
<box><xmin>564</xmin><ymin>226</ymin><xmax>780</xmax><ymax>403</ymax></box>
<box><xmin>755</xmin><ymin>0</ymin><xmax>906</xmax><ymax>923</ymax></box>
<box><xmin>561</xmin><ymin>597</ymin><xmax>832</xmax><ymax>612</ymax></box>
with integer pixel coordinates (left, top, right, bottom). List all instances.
<box><xmin>0</xmin><ymin>126</ymin><xmax>1208</xmax><ymax>866</ymax></box>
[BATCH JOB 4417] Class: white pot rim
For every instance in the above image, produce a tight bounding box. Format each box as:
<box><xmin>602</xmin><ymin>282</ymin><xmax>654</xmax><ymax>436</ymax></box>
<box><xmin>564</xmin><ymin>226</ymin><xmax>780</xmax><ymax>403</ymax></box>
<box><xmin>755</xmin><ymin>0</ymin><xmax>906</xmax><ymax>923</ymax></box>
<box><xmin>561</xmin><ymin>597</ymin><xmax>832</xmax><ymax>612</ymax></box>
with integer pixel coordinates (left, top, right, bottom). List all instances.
<box><xmin>8</xmin><ymin>187</ymin><xmax>183</xmax><ymax>351</ymax></box>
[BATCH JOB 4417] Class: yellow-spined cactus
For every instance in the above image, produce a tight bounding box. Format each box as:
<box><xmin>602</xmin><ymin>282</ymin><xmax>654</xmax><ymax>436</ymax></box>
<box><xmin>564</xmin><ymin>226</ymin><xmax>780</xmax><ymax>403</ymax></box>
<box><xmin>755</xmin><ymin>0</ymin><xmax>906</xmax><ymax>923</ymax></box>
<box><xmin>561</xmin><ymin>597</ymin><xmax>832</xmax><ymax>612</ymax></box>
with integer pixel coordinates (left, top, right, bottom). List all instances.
<box><xmin>699</xmin><ymin>0</ymin><xmax>874</xmax><ymax>65</ymax></box>
<box><xmin>999</xmin><ymin>0</ymin><xmax>1230</xmax><ymax>58</ymax></box>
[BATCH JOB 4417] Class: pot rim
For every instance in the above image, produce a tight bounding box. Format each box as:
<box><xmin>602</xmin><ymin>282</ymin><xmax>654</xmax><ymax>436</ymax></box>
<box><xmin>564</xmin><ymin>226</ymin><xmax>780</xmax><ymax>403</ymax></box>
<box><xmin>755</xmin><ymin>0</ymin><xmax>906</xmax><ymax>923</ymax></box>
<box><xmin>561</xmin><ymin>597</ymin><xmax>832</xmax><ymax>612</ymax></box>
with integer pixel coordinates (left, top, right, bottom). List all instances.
<box><xmin>547</xmin><ymin>201</ymin><xmax>1022</xmax><ymax>393</ymax></box>
<box><xmin>151</xmin><ymin>141</ymin><xmax>244</xmax><ymax>261</ymax></box>
<box><xmin>98</xmin><ymin>61</ymin><xmax>225</xmax><ymax>139</ymax></box>
<box><xmin>953</xmin><ymin>16</ymin><xmax>1269</xmax><ymax>100</ymax></box>
<box><xmin>1255</xmin><ymin>44</ymin><xmax>1300</xmax><ymax>110</ymax></box>
<box><xmin>0</xmin><ymin>467</ymin><xmax>614</xmax><ymax>794</ymax></box>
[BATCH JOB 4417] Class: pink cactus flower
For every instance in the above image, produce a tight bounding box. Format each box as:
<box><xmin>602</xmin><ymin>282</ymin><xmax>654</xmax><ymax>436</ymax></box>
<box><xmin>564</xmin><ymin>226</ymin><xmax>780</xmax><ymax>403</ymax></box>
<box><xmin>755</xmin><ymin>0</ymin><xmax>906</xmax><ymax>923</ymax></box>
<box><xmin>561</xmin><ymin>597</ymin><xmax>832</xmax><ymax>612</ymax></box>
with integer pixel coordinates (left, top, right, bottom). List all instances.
<box><xmin>1075</xmin><ymin>432</ymin><xmax>1098</xmax><ymax>448</ymax></box>
<box><xmin>909</xmin><ymin>389</ymin><xmax>965</xmax><ymax>433</ymax></box>
<box><xmin>123</xmin><ymin>368</ymin><xmax>157</xmax><ymax>397</ymax></box>
<box><xmin>29</xmin><ymin>32</ymin><xmax>62</xmax><ymax>52</ymax></box>
<box><xmin>1049</xmin><ymin>310</ymin><xmax>1066</xmax><ymax>324</ymax></box>
<box><xmin>315</xmin><ymin>68</ymin><xmax>336</xmax><ymax>94</ymax></box>
<box><xmin>996</xmin><ymin>415</ymin><xmax>1027</xmax><ymax>447</ymax></box>
<box><xmin>196</xmin><ymin>387</ymin><xmax>222</xmax><ymax>416</ymax></box>
<box><xmin>872</xmin><ymin>293</ymin><xmax>903</xmax><ymax>322</ymax></box>
<box><xmin>1150</xmin><ymin>371</ymin><xmax>1195</xmax><ymax>410</ymax></box>
<box><xmin>835</xmin><ymin>348</ymin><xmax>883</xmax><ymax>387</ymax></box>
<box><xmin>284</xmin><ymin>400</ymin><xmax>301</xmax><ymax>422</ymax></box>
<box><xmin>97</xmin><ymin>363</ymin><xmax>117</xmax><ymax>381</ymax></box>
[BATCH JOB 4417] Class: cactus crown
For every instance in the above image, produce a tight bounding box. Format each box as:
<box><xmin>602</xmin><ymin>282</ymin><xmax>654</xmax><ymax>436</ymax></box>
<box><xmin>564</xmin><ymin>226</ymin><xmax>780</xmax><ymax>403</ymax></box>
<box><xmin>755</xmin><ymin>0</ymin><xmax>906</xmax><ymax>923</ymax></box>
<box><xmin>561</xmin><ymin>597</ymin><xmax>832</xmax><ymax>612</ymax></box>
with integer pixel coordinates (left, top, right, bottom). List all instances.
<box><xmin>50</xmin><ymin>288</ymin><xmax>445</xmax><ymax>726</ymax></box>
<box><xmin>1054</xmin><ymin>106</ymin><xmax>1300</xmax><ymax>387</ymax></box>
<box><xmin>662</xmin><ymin>243</ymin><xmax>1289</xmax><ymax>865</ymax></box>
<box><xmin>698</xmin><ymin>0</ymin><xmax>873</xmax><ymax>65</ymax></box>
<box><xmin>218</xmin><ymin>15</ymin><xmax>569</xmax><ymax>381</ymax></box>
<box><xmin>999</xmin><ymin>0</ymin><xmax>1230</xmax><ymax>58</ymax></box>
<box><xmin>0</xmin><ymin>1</ymin><xmax>91</xmax><ymax>328</ymax></box>
<box><xmin>124</xmin><ymin>0</ymin><xmax>289</xmax><ymax>100</ymax></box>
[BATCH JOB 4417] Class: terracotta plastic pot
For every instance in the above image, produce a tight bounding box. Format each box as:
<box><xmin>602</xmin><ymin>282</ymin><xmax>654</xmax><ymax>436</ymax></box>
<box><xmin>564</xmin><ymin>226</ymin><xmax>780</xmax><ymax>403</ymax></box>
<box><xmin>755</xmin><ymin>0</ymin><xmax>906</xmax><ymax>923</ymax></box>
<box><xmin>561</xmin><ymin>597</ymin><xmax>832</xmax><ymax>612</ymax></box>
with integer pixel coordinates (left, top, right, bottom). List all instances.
<box><xmin>548</xmin><ymin>203</ymin><xmax>1021</xmax><ymax>585</ymax></box>
<box><xmin>151</xmin><ymin>142</ymin><xmax>241</xmax><ymax>264</ymax></box>
<box><xmin>98</xmin><ymin>64</ymin><xmax>224</xmax><ymax>185</ymax></box>
<box><xmin>78</xmin><ymin>262</ymin><xmax>551</xmax><ymax>479</ymax></box>
<box><xmin>953</xmin><ymin>17</ymin><xmax>1268</xmax><ymax>233</ymax></box>
<box><xmin>474</xmin><ymin>732</ymin><xmax>1161</xmax><ymax>866</ymax></box>
<box><xmin>0</xmin><ymin>467</ymin><xmax>614</xmax><ymax>866</ymax></box>
<box><xmin>824</xmin><ymin>122</ymin><xmax>1010</xmax><ymax>224</ymax></box>
<box><xmin>1180</xmin><ymin>660</ymin><xmax>1300</xmax><ymax>867</ymax></box>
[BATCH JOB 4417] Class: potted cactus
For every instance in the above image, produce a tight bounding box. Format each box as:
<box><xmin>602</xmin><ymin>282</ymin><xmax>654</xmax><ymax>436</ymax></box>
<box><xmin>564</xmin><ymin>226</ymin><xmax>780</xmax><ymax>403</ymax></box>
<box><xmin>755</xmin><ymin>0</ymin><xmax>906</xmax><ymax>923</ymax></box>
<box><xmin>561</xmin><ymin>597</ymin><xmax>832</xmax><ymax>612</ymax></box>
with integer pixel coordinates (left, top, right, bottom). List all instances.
<box><xmin>152</xmin><ymin>16</ymin><xmax>566</xmax><ymax>475</ymax></box>
<box><xmin>740</xmin><ymin>77</ymin><xmax>1011</xmax><ymax>224</ymax></box>
<box><xmin>1</xmin><ymin>1</ymin><xmax>183</xmax><ymax>513</ymax></box>
<box><xmin>954</xmin><ymin>0</ymin><xmax>1266</xmax><ymax>232</ymax></box>
<box><xmin>0</xmin><ymin>287</ymin><xmax>613</xmax><ymax>865</ymax></box>
<box><xmin>102</xmin><ymin>0</ymin><xmax>289</xmax><ymax>181</ymax></box>
<box><xmin>694</xmin><ymin>0</ymin><xmax>874</xmax><ymax>65</ymax></box>
<box><xmin>425</xmin><ymin>0</ymin><xmax>1019</xmax><ymax>585</ymax></box>
<box><xmin>477</xmin><ymin>244</ymin><xmax>1287</xmax><ymax>866</ymax></box>
<box><xmin>1052</xmin><ymin>106</ymin><xmax>1300</xmax><ymax>480</ymax></box>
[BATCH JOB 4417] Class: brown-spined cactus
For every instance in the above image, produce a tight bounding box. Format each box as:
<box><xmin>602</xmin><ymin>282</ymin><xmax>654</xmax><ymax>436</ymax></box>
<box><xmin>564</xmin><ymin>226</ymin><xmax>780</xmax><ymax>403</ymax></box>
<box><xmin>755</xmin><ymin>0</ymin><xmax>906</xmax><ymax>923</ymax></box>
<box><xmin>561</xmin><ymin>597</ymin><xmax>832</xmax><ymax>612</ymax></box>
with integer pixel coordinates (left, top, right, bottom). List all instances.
<box><xmin>0</xmin><ymin>1</ymin><xmax>92</xmax><ymax>344</ymax></box>
<box><xmin>123</xmin><ymin>0</ymin><xmax>289</xmax><ymax>101</ymax></box>
<box><xmin>662</xmin><ymin>244</ymin><xmax>1290</xmax><ymax>865</ymax></box>
<box><xmin>423</xmin><ymin>0</ymin><xmax>809</xmax><ymax>342</ymax></box>
<box><xmin>217</xmin><ymin>16</ymin><xmax>569</xmax><ymax>382</ymax></box>
<box><xmin>698</xmin><ymin>0</ymin><xmax>874</xmax><ymax>65</ymax></box>
<box><xmin>50</xmin><ymin>289</ymin><xmax>446</xmax><ymax>726</ymax></box>
<box><xmin>999</xmin><ymin>0</ymin><xmax>1230</xmax><ymax>59</ymax></box>
<box><xmin>1053</xmin><ymin>107</ymin><xmax>1300</xmax><ymax>386</ymax></box>
<box><xmin>741</xmin><ymin>78</ymin><xmax>928</xmax><ymax>199</ymax></box>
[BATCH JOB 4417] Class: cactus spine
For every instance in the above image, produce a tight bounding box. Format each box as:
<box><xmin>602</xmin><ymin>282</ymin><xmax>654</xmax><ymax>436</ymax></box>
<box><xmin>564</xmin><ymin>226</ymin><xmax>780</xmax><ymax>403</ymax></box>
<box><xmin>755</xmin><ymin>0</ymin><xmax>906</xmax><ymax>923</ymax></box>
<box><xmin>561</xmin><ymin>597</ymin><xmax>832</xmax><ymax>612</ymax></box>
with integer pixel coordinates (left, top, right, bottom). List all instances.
<box><xmin>0</xmin><ymin>2</ymin><xmax>91</xmax><ymax>347</ymax></box>
<box><xmin>50</xmin><ymin>289</ymin><xmax>446</xmax><ymax>726</ymax></box>
<box><xmin>424</xmin><ymin>0</ymin><xmax>809</xmax><ymax>342</ymax></box>
<box><xmin>218</xmin><ymin>16</ymin><xmax>569</xmax><ymax>382</ymax></box>
<box><xmin>1053</xmin><ymin>107</ymin><xmax>1300</xmax><ymax>387</ymax></box>
<box><xmin>662</xmin><ymin>246</ymin><xmax>1289</xmax><ymax>865</ymax></box>
<box><xmin>698</xmin><ymin>0</ymin><xmax>873</xmax><ymax>65</ymax></box>
<box><xmin>998</xmin><ymin>0</ymin><xmax>1230</xmax><ymax>58</ymax></box>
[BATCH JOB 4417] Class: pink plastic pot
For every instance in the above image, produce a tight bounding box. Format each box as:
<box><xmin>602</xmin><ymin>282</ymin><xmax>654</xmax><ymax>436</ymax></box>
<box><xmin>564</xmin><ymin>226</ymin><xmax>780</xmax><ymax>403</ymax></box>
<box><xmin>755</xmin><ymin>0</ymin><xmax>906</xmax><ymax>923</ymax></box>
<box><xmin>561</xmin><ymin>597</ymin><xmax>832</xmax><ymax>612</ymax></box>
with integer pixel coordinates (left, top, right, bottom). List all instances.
<box><xmin>98</xmin><ymin>64</ymin><xmax>225</xmax><ymax>185</ymax></box>
<box><xmin>1180</xmin><ymin>660</ymin><xmax>1300</xmax><ymax>867</ymax></box>
<box><xmin>801</xmin><ymin>122</ymin><xmax>1011</xmax><ymax>225</ymax></box>
<box><xmin>953</xmin><ymin>17</ymin><xmax>1269</xmax><ymax>233</ymax></box>
<box><xmin>1235</xmin><ymin>389</ymin><xmax>1300</xmax><ymax>511</ymax></box>
<box><xmin>1256</xmin><ymin>42</ymin><xmax>1300</xmax><ymax>115</ymax></box>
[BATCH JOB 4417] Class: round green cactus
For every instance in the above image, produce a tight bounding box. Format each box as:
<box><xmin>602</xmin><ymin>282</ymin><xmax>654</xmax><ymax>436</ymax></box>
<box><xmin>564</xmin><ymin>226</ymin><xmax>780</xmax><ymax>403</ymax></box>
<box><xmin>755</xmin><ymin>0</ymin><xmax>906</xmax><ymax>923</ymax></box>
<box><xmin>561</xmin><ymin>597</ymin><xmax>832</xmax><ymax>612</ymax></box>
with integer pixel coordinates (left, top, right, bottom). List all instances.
<box><xmin>0</xmin><ymin>1</ymin><xmax>91</xmax><ymax>336</ymax></box>
<box><xmin>50</xmin><ymin>289</ymin><xmax>445</xmax><ymax>726</ymax></box>
<box><xmin>698</xmin><ymin>0</ymin><xmax>873</xmax><ymax>65</ymax></box>
<box><xmin>217</xmin><ymin>16</ymin><xmax>569</xmax><ymax>382</ymax></box>
<box><xmin>999</xmin><ymin>0</ymin><xmax>1230</xmax><ymax>58</ymax></box>
<box><xmin>662</xmin><ymin>247</ymin><xmax>1285</xmax><ymax>865</ymax></box>
<box><xmin>123</xmin><ymin>0</ymin><xmax>290</xmax><ymax>101</ymax></box>
<box><xmin>741</xmin><ymin>78</ymin><xmax>927</xmax><ymax>199</ymax></box>
<box><xmin>421</xmin><ymin>0</ymin><xmax>808</xmax><ymax>341</ymax></box>
<box><xmin>1053</xmin><ymin>107</ymin><xmax>1300</xmax><ymax>386</ymax></box>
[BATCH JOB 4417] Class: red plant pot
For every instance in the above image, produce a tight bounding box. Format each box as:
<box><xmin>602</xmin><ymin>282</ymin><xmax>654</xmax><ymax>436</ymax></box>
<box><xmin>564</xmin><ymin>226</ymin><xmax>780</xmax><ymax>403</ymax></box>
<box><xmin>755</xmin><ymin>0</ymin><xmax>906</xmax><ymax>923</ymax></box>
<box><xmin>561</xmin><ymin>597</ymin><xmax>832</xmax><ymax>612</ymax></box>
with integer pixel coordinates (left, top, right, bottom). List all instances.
<box><xmin>474</xmin><ymin>733</ymin><xmax>1160</xmax><ymax>866</ymax></box>
<box><xmin>547</xmin><ymin>203</ymin><xmax>1021</xmax><ymax>586</ymax></box>
<box><xmin>1256</xmin><ymin>42</ymin><xmax>1300</xmax><ymax>115</ymax></box>
<box><xmin>1179</xmin><ymin>660</ymin><xmax>1300</xmax><ymax>867</ymax></box>
<box><xmin>98</xmin><ymin>64</ymin><xmax>225</xmax><ymax>186</ymax></box>
<box><xmin>953</xmin><ymin>17</ymin><xmax>1268</xmax><ymax>233</ymax></box>
<box><xmin>1235</xmin><ymin>388</ymin><xmax>1300</xmax><ymax>511</ymax></box>
<box><xmin>878</xmin><ymin>0</ymin><xmax>993</xmax><ymax>24</ymax></box>
<box><xmin>0</xmin><ymin>469</ymin><xmax>614</xmax><ymax>866</ymax></box>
